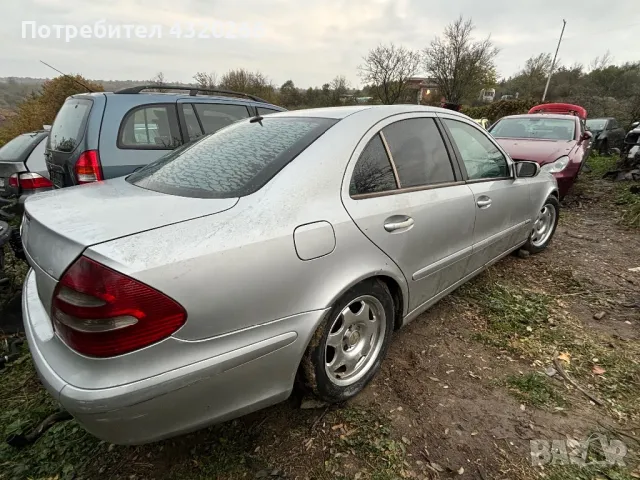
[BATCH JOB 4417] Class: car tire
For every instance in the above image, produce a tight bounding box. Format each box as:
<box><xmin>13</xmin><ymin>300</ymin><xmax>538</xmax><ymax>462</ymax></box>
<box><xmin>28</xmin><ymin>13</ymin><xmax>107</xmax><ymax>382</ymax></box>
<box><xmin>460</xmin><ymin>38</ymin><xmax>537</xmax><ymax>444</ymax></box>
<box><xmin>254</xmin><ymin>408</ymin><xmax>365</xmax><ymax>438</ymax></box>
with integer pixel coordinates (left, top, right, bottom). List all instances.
<box><xmin>522</xmin><ymin>196</ymin><xmax>560</xmax><ymax>254</ymax></box>
<box><xmin>302</xmin><ymin>279</ymin><xmax>395</xmax><ymax>403</ymax></box>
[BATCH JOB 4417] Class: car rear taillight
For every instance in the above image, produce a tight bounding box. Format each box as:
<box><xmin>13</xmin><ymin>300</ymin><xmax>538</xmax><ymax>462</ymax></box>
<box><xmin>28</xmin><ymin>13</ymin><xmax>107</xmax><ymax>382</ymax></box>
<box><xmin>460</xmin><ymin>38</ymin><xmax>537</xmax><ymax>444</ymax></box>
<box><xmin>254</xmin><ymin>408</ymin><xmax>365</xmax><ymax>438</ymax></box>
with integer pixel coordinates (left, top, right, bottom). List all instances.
<box><xmin>74</xmin><ymin>150</ymin><xmax>103</xmax><ymax>184</ymax></box>
<box><xmin>52</xmin><ymin>256</ymin><xmax>186</xmax><ymax>357</ymax></box>
<box><xmin>9</xmin><ymin>172</ymin><xmax>53</xmax><ymax>190</ymax></box>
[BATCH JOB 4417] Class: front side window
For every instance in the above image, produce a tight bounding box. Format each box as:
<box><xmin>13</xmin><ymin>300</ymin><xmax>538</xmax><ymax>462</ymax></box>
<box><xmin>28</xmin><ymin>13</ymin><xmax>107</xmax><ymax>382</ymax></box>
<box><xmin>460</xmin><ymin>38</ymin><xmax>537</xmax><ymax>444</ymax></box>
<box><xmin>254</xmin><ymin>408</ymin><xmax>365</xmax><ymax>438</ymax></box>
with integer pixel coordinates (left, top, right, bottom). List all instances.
<box><xmin>349</xmin><ymin>134</ymin><xmax>397</xmax><ymax>196</ymax></box>
<box><xmin>609</xmin><ymin>119</ymin><xmax>619</xmax><ymax>129</ymax></box>
<box><xmin>382</xmin><ymin>118</ymin><xmax>455</xmax><ymax>188</ymax></box>
<box><xmin>119</xmin><ymin>104</ymin><xmax>182</xmax><ymax>149</ymax></box>
<box><xmin>127</xmin><ymin>117</ymin><xmax>337</xmax><ymax>198</ymax></box>
<box><xmin>193</xmin><ymin>103</ymin><xmax>250</xmax><ymax>134</ymax></box>
<box><xmin>445</xmin><ymin>119</ymin><xmax>509</xmax><ymax>180</ymax></box>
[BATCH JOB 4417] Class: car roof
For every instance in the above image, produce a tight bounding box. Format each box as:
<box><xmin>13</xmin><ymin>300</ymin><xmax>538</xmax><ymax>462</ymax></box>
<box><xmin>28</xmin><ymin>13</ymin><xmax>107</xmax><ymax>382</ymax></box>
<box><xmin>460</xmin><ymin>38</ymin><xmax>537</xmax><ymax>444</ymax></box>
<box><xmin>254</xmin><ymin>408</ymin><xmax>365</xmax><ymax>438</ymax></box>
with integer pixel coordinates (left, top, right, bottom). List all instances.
<box><xmin>73</xmin><ymin>91</ymin><xmax>280</xmax><ymax>107</ymax></box>
<box><xmin>270</xmin><ymin>104</ymin><xmax>471</xmax><ymax>121</ymax></box>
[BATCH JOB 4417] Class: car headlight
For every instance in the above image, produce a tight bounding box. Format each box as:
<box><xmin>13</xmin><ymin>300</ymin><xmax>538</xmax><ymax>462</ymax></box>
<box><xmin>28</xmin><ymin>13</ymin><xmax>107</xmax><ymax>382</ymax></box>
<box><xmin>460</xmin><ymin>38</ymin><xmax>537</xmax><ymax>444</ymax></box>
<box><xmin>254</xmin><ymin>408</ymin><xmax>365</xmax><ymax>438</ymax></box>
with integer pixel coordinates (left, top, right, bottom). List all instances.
<box><xmin>541</xmin><ymin>156</ymin><xmax>570</xmax><ymax>174</ymax></box>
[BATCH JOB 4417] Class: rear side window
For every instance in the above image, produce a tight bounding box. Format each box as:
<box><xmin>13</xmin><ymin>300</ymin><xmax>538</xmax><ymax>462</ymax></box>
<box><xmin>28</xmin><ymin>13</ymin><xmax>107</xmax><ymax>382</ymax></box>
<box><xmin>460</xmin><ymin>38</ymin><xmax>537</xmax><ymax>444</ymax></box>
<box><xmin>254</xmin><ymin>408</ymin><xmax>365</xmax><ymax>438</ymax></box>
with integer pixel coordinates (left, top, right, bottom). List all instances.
<box><xmin>193</xmin><ymin>103</ymin><xmax>250</xmax><ymax>134</ymax></box>
<box><xmin>127</xmin><ymin>117</ymin><xmax>337</xmax><ymax>198</ymax></box>
<box><xmin>382</xmin><ymin>118</ymin><xmax>455</xmax><ymax>188</ymax></box>
<box><xmin>257</xmin><ymin>107</ymin><xmax>280</xmax><ymax>116</ymax></box>
<box><xmin>48</xmin><ymin>98</ymin><xmax>92</xmax><ymax>152</ymax></box>
<box><xmin>118</xmin><ymin>104</ymin><xmax>182</xmax><ymax>149</ymax></box>
<box><xmin>25</xmin><ymin>136</ymin><xmax>48</xmax><ymax>171</ymax></box>
<box><xmin>349</xmin><ymin>134</ymin><xmax>397</xmax><ymax>196</ymax></box>
<box><xmin>0</xmin><ymin>133</ymin><xmax>40</xmax><ymax>161</ymax></box>
<box><xmin>182</xmin><ymin>104</ymin><xmax>204</xmax><ymax>141</ymax></box>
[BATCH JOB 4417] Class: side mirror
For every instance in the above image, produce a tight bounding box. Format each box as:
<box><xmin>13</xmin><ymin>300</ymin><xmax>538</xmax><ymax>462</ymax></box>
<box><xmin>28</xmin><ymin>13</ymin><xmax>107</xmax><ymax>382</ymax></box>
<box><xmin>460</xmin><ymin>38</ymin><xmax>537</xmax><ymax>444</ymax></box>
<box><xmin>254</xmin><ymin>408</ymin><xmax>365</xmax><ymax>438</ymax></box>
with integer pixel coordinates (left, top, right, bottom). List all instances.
<box><xmin>581</xmin><ymin>131</ymin><xmax>592</xmax><ymax>142</ymax></box>
<box><xmin>515</xmin><ymin>161</ymin><xmax>540</xmax><ymax>178</ymax></box>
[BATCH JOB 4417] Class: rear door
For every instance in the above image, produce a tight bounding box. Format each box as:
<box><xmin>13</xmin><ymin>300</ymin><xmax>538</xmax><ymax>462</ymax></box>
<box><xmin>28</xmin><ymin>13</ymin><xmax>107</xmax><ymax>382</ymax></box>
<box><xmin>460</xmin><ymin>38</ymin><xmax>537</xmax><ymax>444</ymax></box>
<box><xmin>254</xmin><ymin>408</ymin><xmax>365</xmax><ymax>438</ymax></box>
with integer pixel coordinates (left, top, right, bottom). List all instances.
<box><xmin>177</xmin><ymin>99</ymin><xmax>251</xmax><ymax>140</ymax></box>
<box><xmin>342</xmin><ymin>113</ymin><xmax>476</xmax><ymax>312</ymax></box>
<box><xmin>440</xmin><ymin>115</ymin><xmax>531</xmax><ymax>271</ymax></box>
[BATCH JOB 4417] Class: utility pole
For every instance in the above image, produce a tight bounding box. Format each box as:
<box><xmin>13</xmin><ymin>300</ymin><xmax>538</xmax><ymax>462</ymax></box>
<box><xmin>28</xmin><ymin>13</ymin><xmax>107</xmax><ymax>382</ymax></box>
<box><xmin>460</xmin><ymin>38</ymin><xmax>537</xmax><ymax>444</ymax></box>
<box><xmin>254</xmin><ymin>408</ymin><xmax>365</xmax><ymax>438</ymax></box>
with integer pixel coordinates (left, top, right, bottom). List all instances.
<box><xmin>542</xmin><ymin>19</ymin><xmax>567</xmax><ymax>102</ymax></box>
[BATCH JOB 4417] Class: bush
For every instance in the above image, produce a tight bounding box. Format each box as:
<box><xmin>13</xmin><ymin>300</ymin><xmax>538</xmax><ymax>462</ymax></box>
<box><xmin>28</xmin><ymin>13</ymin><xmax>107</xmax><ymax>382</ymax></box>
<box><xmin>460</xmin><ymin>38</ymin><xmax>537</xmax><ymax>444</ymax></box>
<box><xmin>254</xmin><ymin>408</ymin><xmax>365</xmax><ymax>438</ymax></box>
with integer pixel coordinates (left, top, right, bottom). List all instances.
<box><xmin>0</xmin><ymin>75</ymin><xmax>103</xmax><ymax>147</ymax></box>
<box><xmin>461</xmin><ymin>98</ymin><xmax>539</xmax><ymax>123</ymax></box>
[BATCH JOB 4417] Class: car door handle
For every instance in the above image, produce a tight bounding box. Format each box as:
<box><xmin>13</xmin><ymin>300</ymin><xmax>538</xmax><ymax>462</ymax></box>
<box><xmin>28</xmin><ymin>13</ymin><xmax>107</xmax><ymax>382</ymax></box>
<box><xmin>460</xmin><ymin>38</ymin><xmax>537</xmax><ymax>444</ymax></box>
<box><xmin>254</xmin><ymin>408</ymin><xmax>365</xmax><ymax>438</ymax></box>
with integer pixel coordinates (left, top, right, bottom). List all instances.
<box><xmin>477</xmin><ymin>197</ymin><xmax>492</xmax><ymax>208</ymax></box>
<box><xmin>384</xmin><ymin>217</ymin><xmax>414</xmax><ymax>232</ymax></box>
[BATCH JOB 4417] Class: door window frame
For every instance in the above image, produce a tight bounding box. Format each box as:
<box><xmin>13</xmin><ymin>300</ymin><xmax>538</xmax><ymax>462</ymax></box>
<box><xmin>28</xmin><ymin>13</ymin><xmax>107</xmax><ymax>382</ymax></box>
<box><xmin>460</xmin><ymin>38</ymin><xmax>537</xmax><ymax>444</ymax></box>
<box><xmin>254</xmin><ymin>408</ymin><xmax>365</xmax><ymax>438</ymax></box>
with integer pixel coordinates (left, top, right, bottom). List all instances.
<box><xmin>344</xmin><ymin>113</ymin><xmax>465</xmax><ymax>200</ymax></box>
<box><xmin>437</xmin><ymin>113</ymin><xmax>515</xmax><ymax>183</ymax></box>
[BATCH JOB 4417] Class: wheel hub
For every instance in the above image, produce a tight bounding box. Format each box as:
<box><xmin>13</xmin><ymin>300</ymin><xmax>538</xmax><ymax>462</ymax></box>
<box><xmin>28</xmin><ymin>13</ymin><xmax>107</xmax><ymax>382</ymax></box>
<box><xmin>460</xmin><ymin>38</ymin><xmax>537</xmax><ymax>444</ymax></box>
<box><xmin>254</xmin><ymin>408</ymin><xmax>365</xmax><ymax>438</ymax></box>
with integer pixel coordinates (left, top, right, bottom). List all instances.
<box><xmin>347</xmin><ymin>330</ymin><xmax>360</xmax><ymax>347</ymax></box>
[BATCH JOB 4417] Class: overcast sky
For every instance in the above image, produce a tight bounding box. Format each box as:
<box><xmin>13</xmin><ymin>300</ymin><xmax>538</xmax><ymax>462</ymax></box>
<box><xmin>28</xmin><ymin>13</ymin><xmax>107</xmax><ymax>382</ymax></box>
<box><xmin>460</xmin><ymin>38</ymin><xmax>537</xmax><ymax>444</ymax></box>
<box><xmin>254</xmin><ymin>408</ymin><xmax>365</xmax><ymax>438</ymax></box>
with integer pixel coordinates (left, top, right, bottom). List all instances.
<box><xmin>2</xmin><ymin>0</ymin><xmax>639</xmax><ymax>88</ymax></box>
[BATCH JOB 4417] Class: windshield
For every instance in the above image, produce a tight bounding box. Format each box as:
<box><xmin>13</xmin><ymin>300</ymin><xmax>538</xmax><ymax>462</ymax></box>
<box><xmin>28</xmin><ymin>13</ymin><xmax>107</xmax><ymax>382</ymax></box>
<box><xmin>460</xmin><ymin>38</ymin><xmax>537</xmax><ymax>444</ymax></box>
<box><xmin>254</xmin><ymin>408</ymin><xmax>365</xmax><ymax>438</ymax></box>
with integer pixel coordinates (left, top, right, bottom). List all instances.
<box><xmin>127</xmin><ymin>116</ymin><xmax>338</xmax><ymax>198</ymax></box>
<box><xmin>586</xmin><ymin>119</ymin><xmax>607</xmax><ymax>131</ymax></box>
<box><xmin>0</xmin><ymin>133</ymin><xmax>41</xmax><ymax>161</ymax></box>
<box><xmin>490</xmin><ymin>117</ymin><xmax>576</xmax><ymax>141</ymax></box>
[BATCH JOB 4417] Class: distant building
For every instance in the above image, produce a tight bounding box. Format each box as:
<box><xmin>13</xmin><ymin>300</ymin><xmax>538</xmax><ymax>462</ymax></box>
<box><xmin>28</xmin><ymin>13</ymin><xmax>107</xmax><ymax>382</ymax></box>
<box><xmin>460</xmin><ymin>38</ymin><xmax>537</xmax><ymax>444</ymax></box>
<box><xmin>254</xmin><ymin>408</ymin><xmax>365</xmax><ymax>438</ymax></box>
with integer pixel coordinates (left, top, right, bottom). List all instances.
<box><xmin>406</xmin><ymin>77</ymin><xmax>439</xmax><ymax>104</ymax></box>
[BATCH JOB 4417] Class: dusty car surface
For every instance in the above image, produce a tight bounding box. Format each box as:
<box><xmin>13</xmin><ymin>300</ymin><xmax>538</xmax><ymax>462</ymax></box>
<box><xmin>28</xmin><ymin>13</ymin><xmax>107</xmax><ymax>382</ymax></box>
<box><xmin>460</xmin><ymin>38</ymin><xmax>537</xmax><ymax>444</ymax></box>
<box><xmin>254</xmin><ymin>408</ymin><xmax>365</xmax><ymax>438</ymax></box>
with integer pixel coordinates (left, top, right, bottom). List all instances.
<box><xmin>488</xmin><ymin>104</ymin><xmax>591</xmax><ymax>198</ymax></box>
<box><xmin>21</xmin><ymin>105</ymin><xmax>559</xmax><ymax>445</ymax></box>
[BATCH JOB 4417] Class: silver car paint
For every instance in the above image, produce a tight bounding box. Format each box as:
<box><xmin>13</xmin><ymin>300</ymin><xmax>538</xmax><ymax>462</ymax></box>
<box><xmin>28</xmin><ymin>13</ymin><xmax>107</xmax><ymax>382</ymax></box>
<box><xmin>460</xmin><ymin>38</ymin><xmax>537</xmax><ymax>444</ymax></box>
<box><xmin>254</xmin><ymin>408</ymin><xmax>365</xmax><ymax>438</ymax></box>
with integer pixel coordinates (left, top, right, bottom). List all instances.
<box><xmin>22</xmin><ymin>105</ymin><xmax>558</xmax><ymax>445</ymax></box>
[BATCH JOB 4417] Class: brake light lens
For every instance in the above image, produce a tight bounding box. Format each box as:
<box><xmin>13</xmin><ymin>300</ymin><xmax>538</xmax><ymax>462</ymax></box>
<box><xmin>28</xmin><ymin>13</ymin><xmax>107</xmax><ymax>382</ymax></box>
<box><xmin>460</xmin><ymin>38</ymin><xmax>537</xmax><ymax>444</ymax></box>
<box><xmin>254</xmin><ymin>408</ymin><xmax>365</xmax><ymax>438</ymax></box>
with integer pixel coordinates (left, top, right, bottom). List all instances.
<box><xmin>52</xmin><ymin>256</ymin><xmax>186</xmax><ymax>357</ymax></box>
<box><xmin>75</xmin><ymin>150</ymin><xmax>103</xmax><ymax>184</ymax></box>
<box><xmin>9</xmin><ymin>172</ymin><xmax>53</xmax><ymax>190</ymax></box>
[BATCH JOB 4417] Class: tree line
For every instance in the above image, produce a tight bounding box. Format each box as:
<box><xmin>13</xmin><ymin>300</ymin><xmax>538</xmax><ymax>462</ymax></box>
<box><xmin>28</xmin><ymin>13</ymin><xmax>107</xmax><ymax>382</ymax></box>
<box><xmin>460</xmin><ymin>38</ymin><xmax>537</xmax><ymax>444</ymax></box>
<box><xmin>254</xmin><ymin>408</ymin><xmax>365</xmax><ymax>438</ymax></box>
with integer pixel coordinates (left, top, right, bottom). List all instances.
<box><xmin>1</xmin><ymin>15</ymin><xmax>639</xmax><ymax>147</ymax></box>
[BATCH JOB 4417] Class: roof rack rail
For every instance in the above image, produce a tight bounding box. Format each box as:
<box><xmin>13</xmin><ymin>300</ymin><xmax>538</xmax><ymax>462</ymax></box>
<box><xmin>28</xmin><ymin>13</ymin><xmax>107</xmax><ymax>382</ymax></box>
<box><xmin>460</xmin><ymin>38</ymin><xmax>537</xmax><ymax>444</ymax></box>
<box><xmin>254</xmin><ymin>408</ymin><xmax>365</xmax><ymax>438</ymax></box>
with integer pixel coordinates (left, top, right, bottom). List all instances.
<box><xmin>113</xmin><ymin>85</ymin><xmax>269</xmax><ymax>103</ymax></box>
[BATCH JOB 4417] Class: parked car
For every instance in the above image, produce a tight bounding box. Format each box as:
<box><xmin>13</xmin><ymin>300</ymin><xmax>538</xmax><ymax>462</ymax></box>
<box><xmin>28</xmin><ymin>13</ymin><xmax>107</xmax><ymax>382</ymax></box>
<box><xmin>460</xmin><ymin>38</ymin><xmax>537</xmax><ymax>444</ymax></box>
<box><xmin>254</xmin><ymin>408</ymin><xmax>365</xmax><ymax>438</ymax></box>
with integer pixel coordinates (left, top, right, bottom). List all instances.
<box><xmin>488</xmin><ymin>103</ymin><xmax>591</xmax><ymax>199</ymax></box>
<box><xmin>45</xmin><ymin>85</ymin><xmax>286</xmax><ymax>189</ymax></box>
<box><xmin>22</xmin><ymin>105</ymin><xmax>559</xmax><ymax>445</ymax></box>
<box><xmin>585</xmin><ymin>117</ymin><xmax>625</xmax><ymax>155</ymax></box>
<box><xmin>0</xmin><ymin>129</ymin><xmax>52</xmax><ymax>211</ymax></box>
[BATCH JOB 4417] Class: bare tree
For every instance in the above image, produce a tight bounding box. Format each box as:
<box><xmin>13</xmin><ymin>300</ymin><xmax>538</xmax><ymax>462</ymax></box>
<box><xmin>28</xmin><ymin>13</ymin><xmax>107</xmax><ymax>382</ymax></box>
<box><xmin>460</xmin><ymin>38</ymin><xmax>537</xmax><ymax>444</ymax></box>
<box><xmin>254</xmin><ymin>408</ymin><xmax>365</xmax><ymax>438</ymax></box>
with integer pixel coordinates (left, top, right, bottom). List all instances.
<box><xmin>423</xmin><ymin>16</ymin><xmax>499</xmax><ymax>104</ymax></box>
<box><xmin>589</xmin><ymin>50</ymin><xmax>614</xmax><ymax>72</ymax></box>
<box><xmin>358</xmin><ymin>43</ymin><xmax>421</xmax><ymax>105</ymax></box>
<box><xmin>330</xmin><ymin>75</ymin><xmax>350</xmax><ymax>104</ymax></box>
<box><xmin>523</xmin><ymin>53</ymin><xmax>553</xmax><ymax>78</ymax></box>
<box><xmin>193</xmin><ymin>72</ymin><xmax>217</xmax><ymax>89</ymax></box>
<box><xmin>219</xmin><ymin>68</ymin><xmax>277</xmax><ymax>102</ymax></box>
<box><xmin>149</xmin><ymin>71</ymin><xmax>168</xmax><ymax>92</ymax></box>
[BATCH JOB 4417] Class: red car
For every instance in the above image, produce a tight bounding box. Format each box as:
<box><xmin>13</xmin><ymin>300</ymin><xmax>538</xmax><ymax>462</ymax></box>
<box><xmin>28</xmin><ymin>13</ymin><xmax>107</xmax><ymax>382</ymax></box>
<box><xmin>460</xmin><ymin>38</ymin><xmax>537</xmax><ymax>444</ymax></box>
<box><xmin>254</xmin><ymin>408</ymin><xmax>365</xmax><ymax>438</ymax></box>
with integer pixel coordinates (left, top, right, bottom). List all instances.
<box><xmin>488</xmin><ymin>103</ymin><xmax>592</xmax><ymax>199</ymax></box>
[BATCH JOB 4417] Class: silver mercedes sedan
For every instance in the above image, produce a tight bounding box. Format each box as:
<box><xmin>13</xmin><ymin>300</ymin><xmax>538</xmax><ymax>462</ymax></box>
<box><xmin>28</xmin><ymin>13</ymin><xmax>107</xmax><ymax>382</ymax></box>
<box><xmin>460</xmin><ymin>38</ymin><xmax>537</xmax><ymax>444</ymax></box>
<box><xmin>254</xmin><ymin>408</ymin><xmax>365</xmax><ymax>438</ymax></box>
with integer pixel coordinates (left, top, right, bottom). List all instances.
<box><xmin>21</xmin><ymin>105</ymin><xmax>560</xmax><ymax>445</ymax></box>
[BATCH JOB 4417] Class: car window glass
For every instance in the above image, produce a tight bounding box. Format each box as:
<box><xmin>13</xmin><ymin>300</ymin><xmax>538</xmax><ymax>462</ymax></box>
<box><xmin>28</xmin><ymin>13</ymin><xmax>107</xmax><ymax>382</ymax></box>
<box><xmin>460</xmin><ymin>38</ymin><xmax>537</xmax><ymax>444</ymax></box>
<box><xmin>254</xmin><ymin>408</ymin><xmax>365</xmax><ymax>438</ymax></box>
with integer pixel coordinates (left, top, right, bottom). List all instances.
<box><xmin>25</xmin><ymin>136</ymin><xmax>48</xmax><ymax>171</ymax></box>
<box><xmin>609</xmin><ymin>119</ymin><xmax>618</xmax><ymax>129</ymax></box>
<box><xmin>445</xmin><ymin>119</ymin><xmax>509</xmax><ymax>180</ymax></box>
<box><xmin>127</xmin><ymin>117</ymin><xmax>337</xmax><ymax>199</ymax></box>
<box><xmin>0</xmin><ymin>133</ymin><xmax>38</xmax><ymax>161</ymax></box>
<box><xmin>193</xmin><ymin>103</ymin><xmax>250</xmax><ymax>134</ymax></box>
<box><xmin>48</xmin><ymin>98</ymin><xmax>92</xmax><ymax>152</ymax></box>
<box><xmin>349</xmin><ymin>134</ymin><xmax>397</xmax><ymax>196</ymax></box>
<box><xmin>257</xmin><ymin>107</ymin><xmax>279</xmax><ymax>116</ymax></box>
<box><xmin>382</xmin><ymin>118</ymin><xmax>455</xmax><ymax>188</ymax></box>
<box><xmin>119</xmin><ymin>105</ymin><xmax>181</xmax><ymax>149</ymax></box>
<box><xmin>182</xmin><ymin>104</ymin><xmax>203</xmax><ymax>141</ymax></box>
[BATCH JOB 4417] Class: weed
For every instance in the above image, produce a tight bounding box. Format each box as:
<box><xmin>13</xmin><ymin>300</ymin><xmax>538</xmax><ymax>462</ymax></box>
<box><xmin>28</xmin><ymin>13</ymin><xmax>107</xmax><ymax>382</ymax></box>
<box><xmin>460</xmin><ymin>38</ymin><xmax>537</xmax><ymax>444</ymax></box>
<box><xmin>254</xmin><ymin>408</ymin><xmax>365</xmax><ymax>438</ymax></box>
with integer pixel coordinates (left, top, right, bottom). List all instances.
<box><xmin>505</xmin><ymin>373</ymin><xmax>567</xmax><ymax>409</ymax></box>
<box><xmin>585</xmin><ymin>154</ymin><xmax>617</xmax><ymax>178</ymax></box>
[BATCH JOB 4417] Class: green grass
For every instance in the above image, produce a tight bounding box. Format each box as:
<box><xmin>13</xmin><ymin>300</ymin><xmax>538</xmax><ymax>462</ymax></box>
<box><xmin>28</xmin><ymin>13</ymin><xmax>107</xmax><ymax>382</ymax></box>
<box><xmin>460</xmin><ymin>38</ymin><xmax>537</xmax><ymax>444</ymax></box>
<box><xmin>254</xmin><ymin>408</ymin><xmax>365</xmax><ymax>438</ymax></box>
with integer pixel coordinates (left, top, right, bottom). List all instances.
<box><xmin>545</xmin><ymin>465</ymin><xmax>636</xmax><ymax>480</ymax></box>
<box><xmin>585</xmin><ymin>154</ymin><xmax>618</xmax><ymax>178</ymax></box>
<box><xmin>505</xmin><ymin>373</ymin><xmax>567</xmax><ymax>409</ymax></box>
<box><xmin>614</xmin><ymin>184</ymin><xmax>640</xmax><ymax>228</ymax></box>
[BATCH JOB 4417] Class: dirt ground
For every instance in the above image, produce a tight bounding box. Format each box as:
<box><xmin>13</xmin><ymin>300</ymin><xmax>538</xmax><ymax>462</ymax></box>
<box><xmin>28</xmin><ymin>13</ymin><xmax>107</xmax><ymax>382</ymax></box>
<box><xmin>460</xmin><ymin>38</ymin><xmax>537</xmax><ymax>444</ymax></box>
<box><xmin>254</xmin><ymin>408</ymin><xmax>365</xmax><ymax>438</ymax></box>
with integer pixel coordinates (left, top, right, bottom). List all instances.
<box><xmin>0</xmin><ymin>162</ymin><xmax>639</xmax><ymax>480</ymax></box>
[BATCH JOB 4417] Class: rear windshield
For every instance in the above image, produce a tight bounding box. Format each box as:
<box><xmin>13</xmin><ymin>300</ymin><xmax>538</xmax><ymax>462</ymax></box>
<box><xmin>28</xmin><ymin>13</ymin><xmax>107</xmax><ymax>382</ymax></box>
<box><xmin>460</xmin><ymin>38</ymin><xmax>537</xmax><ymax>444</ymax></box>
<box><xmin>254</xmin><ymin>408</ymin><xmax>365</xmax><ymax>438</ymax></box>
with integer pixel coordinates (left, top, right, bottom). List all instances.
<box><xmin>0</xmin><ymin>133</ymin><xmax>41</xmax><ymax>161</ymax></box>
<box><xmin>127</xmin><ymin>117</ymin><xmax>337</xmax><ymax>198</ymax></box>
<box><xmin>48</xmin><ymin>98</ymin><xmax>93</xmax><ymax>152</ymax></box>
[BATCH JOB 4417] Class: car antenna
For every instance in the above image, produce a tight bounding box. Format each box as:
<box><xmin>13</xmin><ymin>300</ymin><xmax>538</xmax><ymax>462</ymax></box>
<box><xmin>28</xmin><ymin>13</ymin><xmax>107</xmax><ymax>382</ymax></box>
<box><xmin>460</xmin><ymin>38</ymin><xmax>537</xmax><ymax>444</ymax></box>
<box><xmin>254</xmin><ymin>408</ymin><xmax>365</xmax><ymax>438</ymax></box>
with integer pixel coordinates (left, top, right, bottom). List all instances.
<box><xmin>39</xmin><ymin>60</ymin><xmax>94</xmax><ymax>93</ymax></box>
<box><xmin>249</xmin><ymin>114</ymin><xmax>264</xmax><ymax>127</ymax></box>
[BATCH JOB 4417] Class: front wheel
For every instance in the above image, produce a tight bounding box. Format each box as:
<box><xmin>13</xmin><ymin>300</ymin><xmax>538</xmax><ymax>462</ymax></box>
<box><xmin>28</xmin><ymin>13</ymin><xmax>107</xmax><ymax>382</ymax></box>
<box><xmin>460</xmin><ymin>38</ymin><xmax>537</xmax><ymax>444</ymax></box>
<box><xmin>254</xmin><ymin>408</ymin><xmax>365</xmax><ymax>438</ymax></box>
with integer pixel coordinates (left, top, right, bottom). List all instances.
<box><xmin>522</xmin><ymin>196</ymin><xmax>560</xmax><ymax>254</ymax></box>
<box><xmin>302</xmin><ymin>279</ymin><xmax>394</xmax><ymax>403</ymax></box>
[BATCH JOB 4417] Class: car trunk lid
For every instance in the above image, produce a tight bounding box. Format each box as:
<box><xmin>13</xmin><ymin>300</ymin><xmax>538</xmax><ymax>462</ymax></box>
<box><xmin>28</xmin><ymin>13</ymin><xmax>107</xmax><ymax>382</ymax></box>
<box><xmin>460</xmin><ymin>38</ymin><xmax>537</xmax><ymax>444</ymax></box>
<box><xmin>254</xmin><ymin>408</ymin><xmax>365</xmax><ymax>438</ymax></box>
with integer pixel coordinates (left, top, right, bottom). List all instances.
<box><xmin>22</xmin><ymin>176</ymin><xmax>238</xmax><ymax>282</ymax></box>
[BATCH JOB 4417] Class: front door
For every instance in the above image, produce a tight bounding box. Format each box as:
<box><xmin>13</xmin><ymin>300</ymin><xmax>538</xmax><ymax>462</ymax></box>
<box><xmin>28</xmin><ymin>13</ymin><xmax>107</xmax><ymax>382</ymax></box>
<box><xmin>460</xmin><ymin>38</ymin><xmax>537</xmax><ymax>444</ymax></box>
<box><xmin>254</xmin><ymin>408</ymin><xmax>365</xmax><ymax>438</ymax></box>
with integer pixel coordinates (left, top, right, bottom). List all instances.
<box><xmin>342</xmin><ymin>114</ymin><xmax>476</xmax><ymax>312</ymax></box>
<box><xmin>440</xmin><ymin>116</ymin><xmax>530</xmax><ymax>272</ymax></box>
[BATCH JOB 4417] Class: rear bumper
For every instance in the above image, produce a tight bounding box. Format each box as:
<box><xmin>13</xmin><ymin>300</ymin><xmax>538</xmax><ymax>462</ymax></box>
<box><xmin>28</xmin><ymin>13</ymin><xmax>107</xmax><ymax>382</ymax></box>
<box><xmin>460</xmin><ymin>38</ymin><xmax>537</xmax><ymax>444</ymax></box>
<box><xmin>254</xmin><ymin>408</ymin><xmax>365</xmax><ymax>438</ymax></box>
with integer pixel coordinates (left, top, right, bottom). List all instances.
<box><xmin>23</xmin><ymin>269</ymin><xmax>327</xmax><ymax>445</ymax></box>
